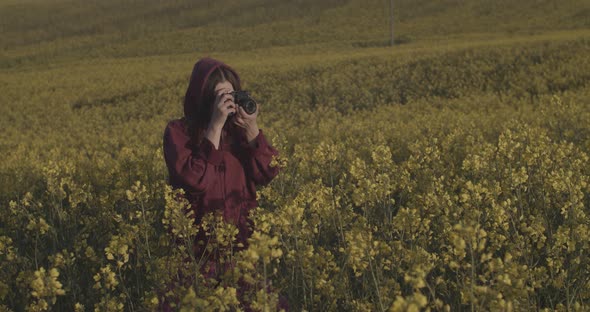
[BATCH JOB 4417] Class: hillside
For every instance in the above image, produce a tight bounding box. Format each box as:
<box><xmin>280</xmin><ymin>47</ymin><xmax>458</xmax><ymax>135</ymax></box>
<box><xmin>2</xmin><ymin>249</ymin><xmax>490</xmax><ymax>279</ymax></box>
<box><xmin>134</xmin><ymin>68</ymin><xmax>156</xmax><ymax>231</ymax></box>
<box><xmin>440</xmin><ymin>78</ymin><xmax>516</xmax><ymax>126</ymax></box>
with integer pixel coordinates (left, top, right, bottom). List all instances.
<box><xmin>1</xmin><ymin>0</ymin><xmax>590</xmax><ymax>68</ymax></box>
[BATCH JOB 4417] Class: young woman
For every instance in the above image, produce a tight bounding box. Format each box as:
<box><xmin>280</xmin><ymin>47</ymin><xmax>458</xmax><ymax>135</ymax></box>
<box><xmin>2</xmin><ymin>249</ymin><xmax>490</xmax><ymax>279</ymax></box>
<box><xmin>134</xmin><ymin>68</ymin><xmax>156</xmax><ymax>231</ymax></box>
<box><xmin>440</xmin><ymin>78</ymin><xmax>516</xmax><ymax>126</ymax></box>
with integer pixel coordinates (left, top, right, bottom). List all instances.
<box><xmin>162</xmin><ymin>57</ymin><xmax>281</xmax><ymax>307</ymax></box>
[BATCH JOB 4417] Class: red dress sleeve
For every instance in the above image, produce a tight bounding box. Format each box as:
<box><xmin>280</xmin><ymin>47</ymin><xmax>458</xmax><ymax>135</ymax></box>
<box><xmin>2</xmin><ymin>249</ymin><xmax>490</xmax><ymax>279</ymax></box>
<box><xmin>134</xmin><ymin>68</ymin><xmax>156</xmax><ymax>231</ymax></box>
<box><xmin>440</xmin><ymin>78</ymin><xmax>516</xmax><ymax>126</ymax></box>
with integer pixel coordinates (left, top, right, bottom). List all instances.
<box><xmin>238</xmin><ymin>129</ymin><xmax>280</xmax><ymax>186</ymax></box>
<box><xmin>163</xmin><ymin>120</ymin><xmax>222</xmax><ymax>194</ymax></box>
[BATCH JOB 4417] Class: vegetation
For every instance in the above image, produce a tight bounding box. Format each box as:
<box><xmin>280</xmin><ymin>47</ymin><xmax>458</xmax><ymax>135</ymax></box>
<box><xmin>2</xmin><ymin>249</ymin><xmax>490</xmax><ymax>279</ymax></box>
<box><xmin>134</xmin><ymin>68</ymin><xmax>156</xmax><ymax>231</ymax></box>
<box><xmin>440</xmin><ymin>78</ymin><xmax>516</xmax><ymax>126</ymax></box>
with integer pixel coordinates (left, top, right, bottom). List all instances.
<box><xmin>1</xmin><ymin>0</ymin><xmax>590</xmax><ymax>310</ymax></box>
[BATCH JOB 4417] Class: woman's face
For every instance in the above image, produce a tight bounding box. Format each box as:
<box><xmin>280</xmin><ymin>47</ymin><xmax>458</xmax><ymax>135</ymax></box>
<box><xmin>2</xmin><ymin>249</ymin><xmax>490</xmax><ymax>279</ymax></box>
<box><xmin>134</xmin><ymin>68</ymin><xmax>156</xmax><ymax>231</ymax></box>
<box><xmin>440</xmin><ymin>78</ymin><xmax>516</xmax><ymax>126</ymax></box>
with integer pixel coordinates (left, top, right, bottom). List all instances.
<box><xmin>214</xmin><ymin>80</ymin><xmax>234</xmax><ymax>96</ymax></box>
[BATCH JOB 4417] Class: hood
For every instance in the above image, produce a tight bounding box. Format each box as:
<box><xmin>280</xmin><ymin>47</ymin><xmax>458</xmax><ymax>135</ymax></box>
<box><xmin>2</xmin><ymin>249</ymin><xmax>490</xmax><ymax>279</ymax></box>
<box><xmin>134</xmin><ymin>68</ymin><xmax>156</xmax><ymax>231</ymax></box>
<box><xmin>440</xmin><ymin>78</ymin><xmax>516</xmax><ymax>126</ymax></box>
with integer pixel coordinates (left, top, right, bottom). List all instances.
<box><xmin>183</xmin><ymin>57</ymin><xmax>241</xmax><ymax>122</ymax></box>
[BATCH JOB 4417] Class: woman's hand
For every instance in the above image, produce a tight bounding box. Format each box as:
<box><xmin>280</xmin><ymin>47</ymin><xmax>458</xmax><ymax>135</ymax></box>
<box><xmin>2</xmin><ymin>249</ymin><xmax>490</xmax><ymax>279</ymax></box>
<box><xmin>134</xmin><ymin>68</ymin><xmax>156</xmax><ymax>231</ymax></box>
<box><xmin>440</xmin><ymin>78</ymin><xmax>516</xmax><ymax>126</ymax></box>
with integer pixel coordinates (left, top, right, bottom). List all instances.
<box><xmin>210</xmin><ymin>90</ymin><xmax>237</xmax><ymax>130</ymax></box>
<box><xmin>233</xmin><ymin>105</ymin><xmax>260</xmax><ymax>144</ymax></box>
<box><xmin>205</xmin><ymin>89</ymin><xmax>236</xmax><ymax>149</ymax></box>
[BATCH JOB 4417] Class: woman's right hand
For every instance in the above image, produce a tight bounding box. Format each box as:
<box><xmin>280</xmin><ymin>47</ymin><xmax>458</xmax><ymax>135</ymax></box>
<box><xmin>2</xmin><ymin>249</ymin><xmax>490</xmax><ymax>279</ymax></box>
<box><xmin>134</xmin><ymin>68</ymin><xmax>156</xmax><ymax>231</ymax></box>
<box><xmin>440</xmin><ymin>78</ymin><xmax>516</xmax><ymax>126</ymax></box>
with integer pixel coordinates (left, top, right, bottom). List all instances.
<box><xmin>205</xmin><ymin>89</ymin><xmax>236</xmax><ymax>149</ymax></box>
<box><xmin>209</xmin><ymin>90</ymin><xmax>237</xmax><ymax>130</ymax></box>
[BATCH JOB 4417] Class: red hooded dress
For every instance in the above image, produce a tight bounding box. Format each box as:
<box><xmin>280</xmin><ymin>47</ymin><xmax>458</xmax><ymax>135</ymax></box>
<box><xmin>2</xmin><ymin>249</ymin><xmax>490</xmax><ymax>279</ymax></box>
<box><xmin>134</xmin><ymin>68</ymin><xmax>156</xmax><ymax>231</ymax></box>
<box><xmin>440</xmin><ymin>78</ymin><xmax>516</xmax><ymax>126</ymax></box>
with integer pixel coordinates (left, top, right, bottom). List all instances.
<box><xmin>162</xmin><ymin>58</ymin><xmax>279</xmax><ymax>271</ymax></box>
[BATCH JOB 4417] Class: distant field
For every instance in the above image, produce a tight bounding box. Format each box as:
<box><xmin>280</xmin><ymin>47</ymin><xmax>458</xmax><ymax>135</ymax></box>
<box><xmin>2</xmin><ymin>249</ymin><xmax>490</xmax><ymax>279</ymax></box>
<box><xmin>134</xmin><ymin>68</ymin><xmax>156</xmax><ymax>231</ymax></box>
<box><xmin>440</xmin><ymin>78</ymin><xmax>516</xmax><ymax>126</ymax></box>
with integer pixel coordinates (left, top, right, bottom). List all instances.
<box><xmin>1</xmin><ymin>1</ymin><xmax>590</xmax><ymax>311</ymax></box>
<box><xmin>2</xmin><ymin>0</ymin><xmax>590</xmax><ymax>67</ymax></box>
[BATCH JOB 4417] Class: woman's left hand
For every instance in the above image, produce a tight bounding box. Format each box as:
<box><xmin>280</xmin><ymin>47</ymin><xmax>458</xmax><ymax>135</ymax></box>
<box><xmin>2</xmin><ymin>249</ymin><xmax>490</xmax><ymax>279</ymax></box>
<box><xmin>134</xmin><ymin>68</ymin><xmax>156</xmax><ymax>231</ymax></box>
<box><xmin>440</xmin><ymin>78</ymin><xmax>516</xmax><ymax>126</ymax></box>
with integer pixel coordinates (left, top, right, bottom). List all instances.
<box><xmin>233</xmin><ymin>105</ymin><xmax>260</xmax><ymax>143</ymax></box>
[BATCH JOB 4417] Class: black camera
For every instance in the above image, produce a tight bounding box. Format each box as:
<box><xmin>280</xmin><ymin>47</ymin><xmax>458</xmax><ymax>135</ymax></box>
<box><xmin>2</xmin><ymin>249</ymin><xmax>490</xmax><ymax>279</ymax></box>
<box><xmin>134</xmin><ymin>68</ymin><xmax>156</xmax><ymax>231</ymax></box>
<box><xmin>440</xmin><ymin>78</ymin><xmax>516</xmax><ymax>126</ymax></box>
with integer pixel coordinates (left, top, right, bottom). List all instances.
<box><xmin>230</xmin><ymin>90</ymin><xmax>257</xmax><ymax>115</ymax></box>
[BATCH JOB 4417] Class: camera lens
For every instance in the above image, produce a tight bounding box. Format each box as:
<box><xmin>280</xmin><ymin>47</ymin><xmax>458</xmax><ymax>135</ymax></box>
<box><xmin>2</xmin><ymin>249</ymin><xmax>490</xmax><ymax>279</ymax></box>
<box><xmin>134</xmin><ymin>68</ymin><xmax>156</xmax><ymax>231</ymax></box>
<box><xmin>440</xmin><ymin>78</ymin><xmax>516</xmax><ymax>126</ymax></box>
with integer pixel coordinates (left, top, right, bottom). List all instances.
<box><xmin>232</xmin><ymin>91</ymin><xmax>257</xmax><ymax>115</ymax></box>
<box><xmin>243</xmin><ymin>99</ymin><xmax>257</xmax><ymax>114</ymax></box>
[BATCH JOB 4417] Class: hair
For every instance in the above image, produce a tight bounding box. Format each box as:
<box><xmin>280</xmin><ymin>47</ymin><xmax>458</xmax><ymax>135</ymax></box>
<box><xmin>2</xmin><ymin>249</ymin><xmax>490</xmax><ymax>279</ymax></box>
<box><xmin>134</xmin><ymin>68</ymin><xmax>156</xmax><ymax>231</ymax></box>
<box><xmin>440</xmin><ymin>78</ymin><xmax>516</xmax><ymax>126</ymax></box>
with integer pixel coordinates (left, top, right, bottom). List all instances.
<box><xmin>186</xmin><ymin>66</ymin><xmax>241</xmax><ymax>142</ymax></box>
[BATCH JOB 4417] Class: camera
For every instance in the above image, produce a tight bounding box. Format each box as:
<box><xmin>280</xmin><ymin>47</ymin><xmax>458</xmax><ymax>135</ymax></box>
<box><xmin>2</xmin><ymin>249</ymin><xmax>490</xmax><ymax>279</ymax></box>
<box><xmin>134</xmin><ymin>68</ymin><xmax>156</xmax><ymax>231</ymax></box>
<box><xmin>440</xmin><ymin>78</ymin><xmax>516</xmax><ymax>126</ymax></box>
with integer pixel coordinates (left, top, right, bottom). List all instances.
<box><xmin>230</xmin><ymin>90</ymin><xmax>257</xmax><ymax>115</ymax></box>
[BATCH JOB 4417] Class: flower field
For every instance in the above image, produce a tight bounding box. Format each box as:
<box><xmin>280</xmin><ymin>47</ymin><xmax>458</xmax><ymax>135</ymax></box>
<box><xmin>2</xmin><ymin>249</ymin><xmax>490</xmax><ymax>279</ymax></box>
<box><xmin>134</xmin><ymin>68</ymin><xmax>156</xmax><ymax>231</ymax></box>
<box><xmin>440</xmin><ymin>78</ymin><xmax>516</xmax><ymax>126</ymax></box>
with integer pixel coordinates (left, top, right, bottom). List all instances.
<box><xmin>1</xmin><ymin>0</ymin><xmax>590</xmax><ymax>310</ymax></box>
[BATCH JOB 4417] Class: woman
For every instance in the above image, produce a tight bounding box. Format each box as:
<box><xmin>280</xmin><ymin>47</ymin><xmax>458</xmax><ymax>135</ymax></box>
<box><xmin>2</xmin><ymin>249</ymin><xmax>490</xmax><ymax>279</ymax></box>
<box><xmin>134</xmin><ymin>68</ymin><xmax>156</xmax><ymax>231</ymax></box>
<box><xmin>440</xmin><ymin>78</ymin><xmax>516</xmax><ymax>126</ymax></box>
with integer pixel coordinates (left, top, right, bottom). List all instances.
<box><xmin>162</xmin><ymin>57</ymin><xmax>280</xmax><ymax>307</ymax></box>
